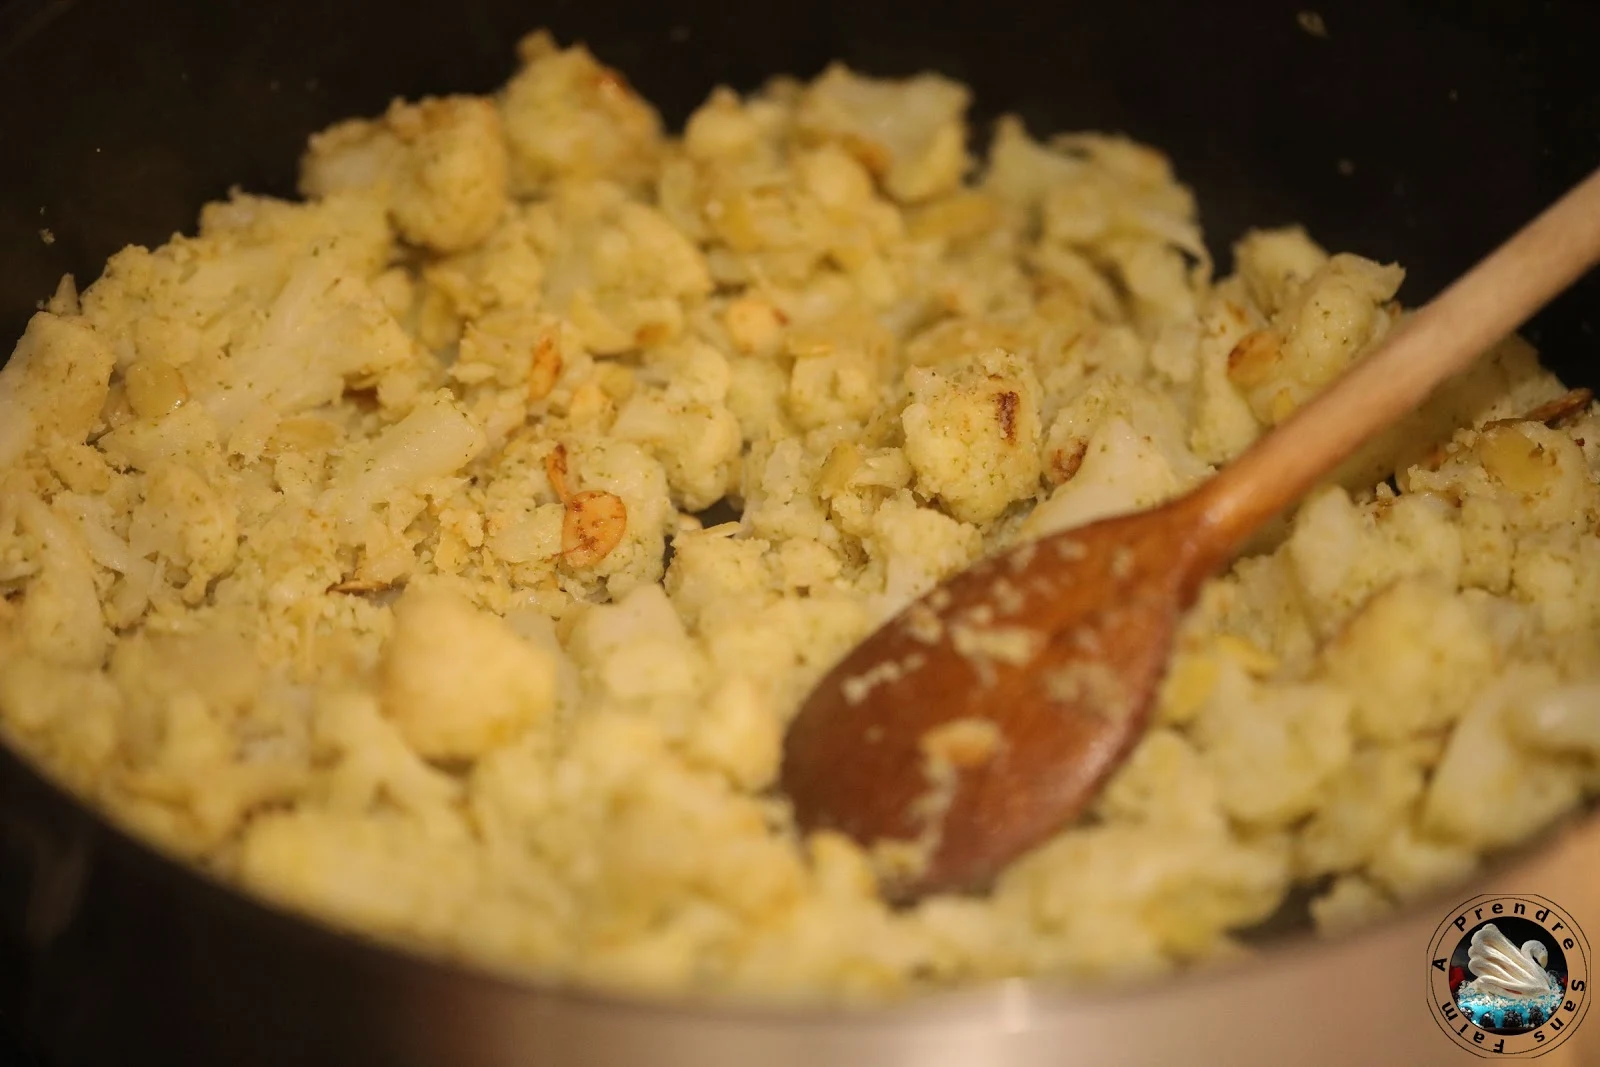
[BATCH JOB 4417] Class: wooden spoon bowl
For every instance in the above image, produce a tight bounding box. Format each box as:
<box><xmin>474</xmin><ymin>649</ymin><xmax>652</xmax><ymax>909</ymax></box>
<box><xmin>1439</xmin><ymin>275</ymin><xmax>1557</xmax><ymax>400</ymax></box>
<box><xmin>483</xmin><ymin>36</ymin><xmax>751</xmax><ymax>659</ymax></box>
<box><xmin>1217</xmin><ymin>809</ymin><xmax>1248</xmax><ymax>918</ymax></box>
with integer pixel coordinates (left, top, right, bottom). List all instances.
<box><xmin>783</xmin><ymin>493</ymin><xmax>1221</xmax><ymax>900</ymax></box>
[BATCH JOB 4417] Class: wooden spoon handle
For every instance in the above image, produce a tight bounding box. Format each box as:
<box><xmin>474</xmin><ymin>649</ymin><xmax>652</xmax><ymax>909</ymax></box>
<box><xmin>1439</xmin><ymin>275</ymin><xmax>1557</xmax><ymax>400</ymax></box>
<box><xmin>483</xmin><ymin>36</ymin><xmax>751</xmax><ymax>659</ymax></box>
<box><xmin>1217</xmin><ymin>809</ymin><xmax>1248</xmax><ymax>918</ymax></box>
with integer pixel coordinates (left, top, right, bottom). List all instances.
<box><xmin>1198</xmin><ymin>167</ymin><xmax>1600</xmax><ymax>544</ymax></box>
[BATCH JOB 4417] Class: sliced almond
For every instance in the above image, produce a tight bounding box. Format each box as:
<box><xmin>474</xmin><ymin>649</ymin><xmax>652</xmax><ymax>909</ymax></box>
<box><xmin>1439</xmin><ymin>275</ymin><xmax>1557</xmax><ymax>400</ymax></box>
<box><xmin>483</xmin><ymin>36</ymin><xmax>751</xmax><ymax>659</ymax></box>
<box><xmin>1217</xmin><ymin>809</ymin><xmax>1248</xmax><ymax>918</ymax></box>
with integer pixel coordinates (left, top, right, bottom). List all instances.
<box><xmin>1478</xmin><ymin>424</ymin><xmax>1554</xmax><ymax>493</ymax></box>
<box><xmin>1047</xmin><ymin>441</ymin><xmax>1088</xmax><ymax>486</ymax></box>
<box><xmin>1410</xmin><ymin>388</ymin><xmax>1594</xmax><ymax>478</ymax></box>
<box><xmin>561</xmin><ymin>490</ymin><xmax>627</xmax><ymax>568</ymax></box>
<box><xmin>329</xmin><ymin>578</ymin><xmax>393</xmax><ymax>595</ymax></box>
<box><xmin>1226</xmin><ymin>328</ymin><xmax>1282</xmax><ymax>389</ymax></box>
<box><xmin>124</xmin><ymin>359</ymin><xmax>189</xmax><ymax>419</ymax></box>
<box><xmin>527</xmin><ymin>336</ymin><xmax>563</xmax><ymax>402</ymax></box>
<box><xmin>544</xmin><ymin>443</ymin><xmax>572</xmax><ymax>504</ymax></box>
<box><xmin>1484</xmin><ymin>387</ymin><xmax>1594</xmax><ymax>432</ymax></box>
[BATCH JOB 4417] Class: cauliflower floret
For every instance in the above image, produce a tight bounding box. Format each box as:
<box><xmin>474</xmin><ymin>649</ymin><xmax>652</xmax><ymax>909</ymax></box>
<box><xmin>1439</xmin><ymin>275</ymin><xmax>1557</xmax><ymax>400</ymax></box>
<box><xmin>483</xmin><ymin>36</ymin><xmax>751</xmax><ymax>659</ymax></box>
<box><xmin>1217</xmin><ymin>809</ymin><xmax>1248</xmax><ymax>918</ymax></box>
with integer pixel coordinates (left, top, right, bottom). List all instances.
<box><xmin>1507</xmin><ymin>681</ymin><xmax>1600</xmax><ymax>761</ymax></box>
<box><xmin>302</xmin><ymin>95</ymin><xmax>510</xmax><ymax>254</ymax></box>
<box><xmin>128</xmin><ymin>462</ymin><xmax>239</xmax><ymax>601</ymax></box>
<box><xmin>498</xmin><ymin>31</ymin><xmax>663</xmax><ymax>195</ymax></box>
<box><xmin>1365</xmin><ymin>824</ymin><xmax>1479</xmax><ymax>902</ymax></box>
<box><xmin>982</xmin><ymin>116</ymin><xmax>1085</xmax><ymax>214</ymax></box>
<box><xmin>0</xmin><ymin>651</ymin><xmax>122</xmax><ymax>790</ymax></box>
<box><xmin>0</xmin><ymin>313</ymin><xmax>116</xmax><ymax>467</ymax></box>
<box><xmin>795</xmin><ymin>64</ymin><xmax>970</xmax><ymax>203</ymax></box>
<box><xmin>902</xmin><ymin>348</ymin><xmax>1042</xmax><ymax>524</ymax></box>
<box><xmin>323</xmin><ymin>392</ymin><xmax>486</xmax><ymax>524</ymax></box>
<box><xmin>1296</xmin><ymin>747</ymin><xmax>1427</xmax><ymax>877</ymax></box>
<box><xmin>1189</xmin><ymin>287</ymin><xmax>1270</xmax><ymax>465</ymax></box>
<box><xmin>566</xmin><ymin>583</ymin><xmax>704</xmax><ymax>709</ymax></box>
<box><xmin>663</xmin><ymin>528</ymin><xmax>775</xmax><ymax>627</ymax></box>
<box><xmin>1224</xmin><ymin>252</ymin><xmax>1404</xmax><ymax>427</ymax></box>
<box><xmin>784</xmin><ymin>315</ymin><xmax>895</xmax><ymax>430</ymax></box>
<box><xmin>680</xmin><ymin>673</ymin><xmax>783</xmax><ymax>791</ymax></box>
<box><xmin>1477</xmin><ymin>421</ymin><xmax>1600</xmax><ymax>533</ymax></box>
<box><xmin>1309</xmin><ymin>875</ymin><xmax>1394</xmax><ymax>935</ymax></box>
<box><xmin>421</xmin><ymin>216</ymin><xmax>550</xmax><ymax>336</ymax></box>
<box><xmin>1021</xmin><ymin>375</ymin><xmax>1210</xmax><ymax>540</ymax></box>
<box><xmin>1191</xmin><ymin>659</ymin><xmax>1354</xmax><ymax>828</ymax></box>
<box><xmin>863</xmin><ymin>489</ymin><xmax>983</xmax><ymax>617</ymax></box>
<box><xmin>1232</xmin><ymin>227</ymin><xmax>1329</xmax><ymax>316</ymax></box>
<box><xmin>529</xmin><ymin>183</ymin><xmax>711</xmax><ymax>354</ymax></box>
<box><xmin>996</xmin><ymin>822</ymin><xmax>1288</xmax><ymax>972</ymax></box>
<box><xmin>237</xmin><ymin>809</ymin><xmax>481</xmax><ymax>940</ymax></box>
<box><xmin>1020</xmin><ymin>419</ymin><xmax>1177</xmax><ymax>540</ymax></box>
<box><xmin>10</xmin><ymin>494</ymin><xmax>108</xmax><ymax>669</ymax></box>
<box><xmin>381</xmin><ymin>584</ymin><xmax>559</xmax><ymax>761</ymax></box>
<box><xmin>610</xmin><ymin>342</ymin><xmax>742</xmax><ymax>510</ymax></box>
<box><xmin>188</xmin><ymin>256</ymin><xmax>421</xmax><ymax>454</ymax></box>
<box><xmin>1285</xmin><ymin>487</ymin><xmax>1465</xmax><ymax>634</ymax></box>
<box><xmin>1096</xmin><ymin>728</ymin><xmax>1228</xmax><ymax>837</ymax></box>
<box><xmin>1421</xmin><ymin>666</ymin><xmax>1584</xmax><ymax>852</ymax></box>
<box><xmin>1320</xmin><ymin>578</ymin><xmax>1499</xmax><ymax>742</ymax></box>
<box><xmin>555</xmin><ymin>436</ymin><xmax>673</xmax><ymax>596</ymax></box>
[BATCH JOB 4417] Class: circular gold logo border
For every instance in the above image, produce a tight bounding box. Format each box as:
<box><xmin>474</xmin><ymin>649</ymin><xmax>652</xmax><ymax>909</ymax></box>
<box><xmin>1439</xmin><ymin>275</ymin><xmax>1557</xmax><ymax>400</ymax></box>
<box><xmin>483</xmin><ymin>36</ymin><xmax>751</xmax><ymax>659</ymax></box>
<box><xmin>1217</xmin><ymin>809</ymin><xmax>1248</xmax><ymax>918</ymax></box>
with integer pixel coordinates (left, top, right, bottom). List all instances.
<box><xmin>1426</xmin><ymin>894</ymin><xmax>1590</xmax><ymax>1058</ymax></box>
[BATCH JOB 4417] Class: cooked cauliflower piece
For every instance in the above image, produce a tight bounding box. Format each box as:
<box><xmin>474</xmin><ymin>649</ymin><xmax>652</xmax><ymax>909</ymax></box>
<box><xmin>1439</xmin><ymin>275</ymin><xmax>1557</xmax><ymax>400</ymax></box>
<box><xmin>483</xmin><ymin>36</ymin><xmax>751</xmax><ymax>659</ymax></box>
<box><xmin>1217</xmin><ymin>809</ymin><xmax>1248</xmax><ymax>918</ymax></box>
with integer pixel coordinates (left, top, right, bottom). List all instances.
<box><xmin>795</xmin><ymin>65</ymin><xmax>971</xmax><ymax>203</ymax></box>
<box><xmin>382</xmin><ymin>584</ymin><xmax>560</xmax><ymax>760</ymax></box>
<box><xmin>902</xmin><ymin>349</ymin><xmax>1043</xmax><ymax>524</ymax></box>
<box><xmin>302</xmin><ymin>95</ymin><xmax>510</xmax><ymax>254</ymax></box>
<box><xmin>498</xmin><ymin>30</ymin><xmax>663</xmax><ymax>195</ymax></box>
<box><xmin>3</xmin><ymin>29</ymin><xmax>1598</xmax><ymax>1007</ymax></box>
<box><xmin>0</xmin><ymin>313</ymin><xmax>115</xmax><ymax>468</ymax></box>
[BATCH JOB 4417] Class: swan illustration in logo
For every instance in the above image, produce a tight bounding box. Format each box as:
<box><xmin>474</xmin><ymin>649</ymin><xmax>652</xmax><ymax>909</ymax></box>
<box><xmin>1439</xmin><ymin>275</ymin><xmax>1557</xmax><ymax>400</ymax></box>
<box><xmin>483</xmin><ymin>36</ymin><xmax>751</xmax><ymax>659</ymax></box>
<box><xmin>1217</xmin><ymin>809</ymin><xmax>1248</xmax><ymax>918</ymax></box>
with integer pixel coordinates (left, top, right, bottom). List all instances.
<box><xmin>1455</xmin><ymin>923</ymin><xmax>1564</xmax><ymax>1031</ymax></box>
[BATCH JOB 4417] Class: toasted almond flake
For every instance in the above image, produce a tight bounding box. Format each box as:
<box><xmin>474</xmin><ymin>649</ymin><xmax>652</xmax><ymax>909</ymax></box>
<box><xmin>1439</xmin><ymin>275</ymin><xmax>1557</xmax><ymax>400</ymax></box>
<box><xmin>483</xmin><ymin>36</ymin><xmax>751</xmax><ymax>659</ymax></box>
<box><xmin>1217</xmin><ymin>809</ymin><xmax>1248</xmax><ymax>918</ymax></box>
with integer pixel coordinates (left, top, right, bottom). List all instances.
<box><xmin>329</xmin><ymin>578</ymin><xmax>393</xmax><ymax>594</ymax></box>
<box><xmin>1486</xmin><ymin>387</ymin><xmax>1594</xmax><ymax>431</ymax></box>
<box><xmin>527</xmin><ymin>336</ymin><xmax>563</xmax><ymax>402</ymax></box>
<box><xmin>1047</xmin><ymin>441</ymin><xmax>1088</xmax><ymax>486</ymax></box>
<box><xmin>561</xmin><ymin>490</ymin><xmax>627</xmax><ymax>567</ymax></box>
<box><xmin>124</xmin><ymin>359</ymin><xmax>189</xmax><ymax>419</ymax></box>
<box><xmin>544</xmin><ymin>443</ymin><xmax>572</xmax><ymax>503</ymax></box>
<box><xmin>567</xmin><ymin>381</ymin><xmax>612</xmax><ymax>423</ymax></box>
<box><xmin>1226</xmin><ymin>328</ymin><xmax>1281</xmax><ymax>389</ymax></box>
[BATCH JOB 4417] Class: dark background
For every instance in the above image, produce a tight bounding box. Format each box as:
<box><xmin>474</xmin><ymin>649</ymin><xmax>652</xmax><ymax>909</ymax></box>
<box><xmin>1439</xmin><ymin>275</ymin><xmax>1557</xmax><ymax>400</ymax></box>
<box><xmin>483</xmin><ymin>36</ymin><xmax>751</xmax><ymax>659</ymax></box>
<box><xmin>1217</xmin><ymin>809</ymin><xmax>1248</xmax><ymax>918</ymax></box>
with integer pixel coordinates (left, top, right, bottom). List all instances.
<box><xmin>0</xmin><ymin>1</ymin><xmax>1597</xmax><ymax>1064</ymax></box>
<box><xmin>1</xmin><ymin>0</ymin><xmax>1598</xmax><ymax>376</ymax></box>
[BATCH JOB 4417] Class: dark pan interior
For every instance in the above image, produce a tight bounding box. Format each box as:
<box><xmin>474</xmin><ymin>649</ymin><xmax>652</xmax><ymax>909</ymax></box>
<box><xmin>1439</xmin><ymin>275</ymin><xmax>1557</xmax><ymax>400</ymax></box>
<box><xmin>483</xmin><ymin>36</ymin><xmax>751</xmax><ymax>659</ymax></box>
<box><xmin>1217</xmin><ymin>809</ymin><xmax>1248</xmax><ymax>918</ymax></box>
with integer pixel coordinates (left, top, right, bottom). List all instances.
<box><xmin>2</xmin><ymin>0</ymin><xmax>1597</xmax><ymax>381</ymax></box>
<box><xmin>0</xmin><ymin>1</ymin><xmax>1597</xmax><ymax>1065</ymax></box>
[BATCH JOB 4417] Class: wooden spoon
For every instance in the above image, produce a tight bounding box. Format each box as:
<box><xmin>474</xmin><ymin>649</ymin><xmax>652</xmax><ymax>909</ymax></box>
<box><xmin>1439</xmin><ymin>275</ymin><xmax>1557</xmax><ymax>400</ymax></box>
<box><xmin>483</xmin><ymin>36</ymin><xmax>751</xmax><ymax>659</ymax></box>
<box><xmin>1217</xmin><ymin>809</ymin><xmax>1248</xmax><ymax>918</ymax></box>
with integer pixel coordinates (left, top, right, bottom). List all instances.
<box><xmin>780</xmin><ymin>168</ymin><xmax>1600</xmax><ymax>903</ymax></box>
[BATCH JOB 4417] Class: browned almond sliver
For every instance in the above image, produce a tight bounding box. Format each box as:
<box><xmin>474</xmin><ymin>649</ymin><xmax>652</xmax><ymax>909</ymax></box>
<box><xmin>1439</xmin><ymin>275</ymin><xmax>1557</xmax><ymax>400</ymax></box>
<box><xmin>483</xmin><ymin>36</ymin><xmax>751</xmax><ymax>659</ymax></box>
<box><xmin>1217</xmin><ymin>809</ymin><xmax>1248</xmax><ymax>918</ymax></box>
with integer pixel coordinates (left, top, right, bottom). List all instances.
<box><xmin>1225</xmin><ymin>328</ymin><xmax>1282</xmax><ymax>388</ymax></box>
<box><xmin>1047</xmin><ymin>441</ymin><xmax>1088</xmax><ymax>486</ymax></box>
<box><xmin>544</xmin><ymin>443</ymin><xmax>572</xmax><ymax>504</ymax></box>
<box><xmin>561</xmin><ymin>490</ymin><xmax>627</xmax><ymax>568</ymax></box>
<box><xmin>1484</xmin><ymin>387</ymin><xmax>1594</xmax><ymax>431</ymax></box>
<box><xmin>527</xmin><ymin>336</ymin><xmax>563</xmax><ymax>402</ymax></box>
<box><xmin>329</xmin><ymin>578</ymin><xmax>393</xmax><ymax>595</ymax></box>
<box><xmin>1412</xmin><ymin>387</ymin><xmax>1595</xmax><ymax>476</ymax></box>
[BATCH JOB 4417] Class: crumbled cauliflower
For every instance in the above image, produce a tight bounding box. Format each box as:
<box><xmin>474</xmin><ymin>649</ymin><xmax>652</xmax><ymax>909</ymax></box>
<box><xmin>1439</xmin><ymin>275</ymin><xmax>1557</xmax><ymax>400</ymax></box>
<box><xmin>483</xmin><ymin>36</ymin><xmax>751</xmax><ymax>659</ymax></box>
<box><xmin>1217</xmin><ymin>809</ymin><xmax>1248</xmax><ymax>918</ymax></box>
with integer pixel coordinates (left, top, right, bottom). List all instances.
<box><xmin>795</xmin><ymin>65</ymin><xmax>971</xmax><ymax>203</ymax></box>
<box><xmin>497</xmin><ymin>30</ymin><xmax>663</xmax><ymax>195</ymax></box>
<box><xmin>381</xmin><ymin>584</ymin><xmax>559</xmax><ymax>760</ymax></box>
<box><xmin>302</xmin><ymin>95</ymin><xmax>510</xmax><ymax>254</ymax></box>
<box><xmin>3</xmin><ymin>30</ymin><xmax>1598</xmax><ymax>1007</ymax></box>
<box><xmin>902</xmin><ymin>348</ymin><xmax>1042</xmax><ymax>524</ymax></box>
